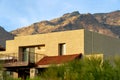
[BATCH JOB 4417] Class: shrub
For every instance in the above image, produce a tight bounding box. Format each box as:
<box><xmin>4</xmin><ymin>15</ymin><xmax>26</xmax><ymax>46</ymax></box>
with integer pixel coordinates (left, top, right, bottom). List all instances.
<box><xmin>39</xmin><ymin>55</ymin><xmax>120</xmax><ymax>80</ymax></box>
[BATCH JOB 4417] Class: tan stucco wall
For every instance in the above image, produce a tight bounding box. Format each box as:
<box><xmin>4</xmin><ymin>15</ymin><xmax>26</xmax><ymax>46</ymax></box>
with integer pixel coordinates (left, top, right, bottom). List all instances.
<box><xmin>1</xmin><ymin>29</ymin><xmax>85</xmax><ymax>58</ymax></box>
<box><xmin>84</xmin><ymin>30</ymin><xmax>120</xmax><ymax>57</ymax></box>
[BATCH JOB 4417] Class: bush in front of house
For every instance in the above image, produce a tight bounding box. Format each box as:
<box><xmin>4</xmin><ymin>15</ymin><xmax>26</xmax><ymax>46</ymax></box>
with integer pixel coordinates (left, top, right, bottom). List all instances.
<box><xmin>39</xmin><ymin>55</ymin><xmax>120</xmax><ymax>80</ymax></box>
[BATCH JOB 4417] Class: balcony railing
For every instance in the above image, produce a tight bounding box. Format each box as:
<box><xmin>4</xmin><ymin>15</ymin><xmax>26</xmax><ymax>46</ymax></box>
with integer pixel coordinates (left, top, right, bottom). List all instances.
<box><xmin>0</xmin><ymin>53</ymin><xmax>46</xmax><ymax>67</ymax></box>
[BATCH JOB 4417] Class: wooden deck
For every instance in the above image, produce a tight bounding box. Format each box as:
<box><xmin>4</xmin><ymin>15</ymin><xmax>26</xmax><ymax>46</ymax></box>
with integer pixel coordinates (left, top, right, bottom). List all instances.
<box><xmin>3</xmin><ymin>61</ymin><xmax>29</xmax><ymax>67</ymax></box>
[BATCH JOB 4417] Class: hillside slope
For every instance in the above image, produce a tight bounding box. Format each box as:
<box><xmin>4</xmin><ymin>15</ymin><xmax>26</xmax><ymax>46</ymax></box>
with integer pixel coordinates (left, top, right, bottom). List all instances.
<box><xmin>11</xmin><ymin>11</ymin><xmax>120</xmax><ymax>38</ymax></box>
<box><xmin>0</xmin><ymin>26</ymin><xmax>14</xmax><ymax>48</ymax></box>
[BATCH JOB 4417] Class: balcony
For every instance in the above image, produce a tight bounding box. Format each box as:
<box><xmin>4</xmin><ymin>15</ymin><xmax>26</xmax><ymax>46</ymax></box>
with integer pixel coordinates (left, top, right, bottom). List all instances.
<box><xmin>4</xmin><ymin>61</ymin><xmax>29</xmax><ymax>68</ymax></box>
<box><xmin>0</xmin><ymin>53</ymin><xmax>45</xmax><ymax>68</ymax></box>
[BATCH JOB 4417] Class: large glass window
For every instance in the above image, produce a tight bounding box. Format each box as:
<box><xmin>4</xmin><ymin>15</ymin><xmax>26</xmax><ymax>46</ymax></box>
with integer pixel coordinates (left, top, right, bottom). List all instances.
<box><xmin>19</xmin><ymin>47</ymin><xmax>35</xmax><ymax>63</ymax></box>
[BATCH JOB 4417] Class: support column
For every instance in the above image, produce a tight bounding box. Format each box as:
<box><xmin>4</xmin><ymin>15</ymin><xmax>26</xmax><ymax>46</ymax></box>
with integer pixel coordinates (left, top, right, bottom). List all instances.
<box><xmin>13</xmin><ymin>72</ymin><xmax>18</xmax><ymax>78</ymax></box>
<box><xmin>30</xmin><ymin>68</ymin><xmax>36</xmax><ymax>79</ymax></box>
<box><xmin>0</xmin><ymin>71</ymin><xmax>3</xmax><ymax>80</ymax></box>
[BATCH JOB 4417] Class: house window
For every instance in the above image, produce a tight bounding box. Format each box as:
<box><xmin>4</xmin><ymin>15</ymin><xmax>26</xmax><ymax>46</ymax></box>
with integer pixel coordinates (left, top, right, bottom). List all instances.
<box><xmin>22</xmin><ymin>48</ymin><xmax>29</xmax><ymax>62</ymax></box>
<box><xmin>58</xmin><ymin>43</ymin><xmax>66</xmax><ymax>55</ymax></box>
<box><xmin>19</xmin><ymin>47</ymin><xmax>35</xmax><ymax>63</ymax></box>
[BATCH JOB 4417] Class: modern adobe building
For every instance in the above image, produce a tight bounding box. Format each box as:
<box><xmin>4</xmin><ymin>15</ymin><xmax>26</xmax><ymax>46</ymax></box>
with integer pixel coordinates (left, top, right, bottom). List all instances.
<box><xmin>0</xmin><ymin>29</ymin><xmax>120</xmax><ymax>79</ymax></box>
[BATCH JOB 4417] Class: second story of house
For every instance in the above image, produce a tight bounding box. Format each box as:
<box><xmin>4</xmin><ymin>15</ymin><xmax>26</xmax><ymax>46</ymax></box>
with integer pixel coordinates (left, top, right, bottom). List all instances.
<box><xmin>6</xmin><ymin>29</ymin><xmax>84</xmax><ymax>55</ymax></box>
<box><xmin>0</xmin><ymin>29</ymin><xmax>85</xmax><ymax>63</ymax></box>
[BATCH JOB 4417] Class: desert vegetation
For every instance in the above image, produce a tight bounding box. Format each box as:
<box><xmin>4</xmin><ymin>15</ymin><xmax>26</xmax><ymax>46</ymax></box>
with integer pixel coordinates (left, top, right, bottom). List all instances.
<box><xmin>30</xmin><ymin>55</ymin><xmax>120</xmax><ymax>80</ymax></box>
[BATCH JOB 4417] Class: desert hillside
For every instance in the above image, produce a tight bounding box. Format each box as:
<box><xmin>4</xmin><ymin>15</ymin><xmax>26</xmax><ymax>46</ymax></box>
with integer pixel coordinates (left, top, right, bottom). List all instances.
<box><xmin>0</xmin><ymin>26</ymin><xmax>14</xmax><ymax>48</ymax></box>
<box><xmin>11</xmin><ymin>10</ymin><xmax>120</xmax><ymax>38</ymax></box>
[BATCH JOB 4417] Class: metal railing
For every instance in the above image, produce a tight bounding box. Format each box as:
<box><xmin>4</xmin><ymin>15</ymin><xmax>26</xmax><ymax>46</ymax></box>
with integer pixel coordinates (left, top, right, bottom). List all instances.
<box><xmin>0</xmin><ymin>52</ymin><xmax>46</xmax><ymax>64</ymax></box>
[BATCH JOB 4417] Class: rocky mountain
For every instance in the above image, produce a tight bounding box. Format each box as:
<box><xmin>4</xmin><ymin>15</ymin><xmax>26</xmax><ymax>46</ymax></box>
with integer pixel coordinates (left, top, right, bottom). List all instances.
<box><xmin>94</xmin><ymin>10</ymin><xmax>120</xmax><ymax>37</ymax></box>
<box><xmin>94</xmin><ymin>10</ymin><xmax>120</xmax><ymax>26</ymax></box>
<box><xmin>11</xmin><ymin>10</ymin><xmax>120</xmax><ymax>38</ymax></box>
<box><xmin>0</xmin><ymin>26</ymin><xmax>14</xmax><ymax>48</ymax></box>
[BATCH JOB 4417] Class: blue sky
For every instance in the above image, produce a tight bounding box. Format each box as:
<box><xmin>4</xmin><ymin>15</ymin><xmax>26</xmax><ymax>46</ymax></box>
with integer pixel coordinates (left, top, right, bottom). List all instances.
<box><xmin>0</xmin><ymin>0</ymin><xmax>120</xmax><ymax>31</ymax></box>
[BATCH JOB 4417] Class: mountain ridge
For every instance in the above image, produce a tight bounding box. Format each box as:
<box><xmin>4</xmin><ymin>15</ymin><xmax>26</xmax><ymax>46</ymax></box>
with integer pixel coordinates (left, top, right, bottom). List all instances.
<box><xmin>9</xmin><ymin>10</ymin><xmax>120</xmax><ymax>38</ymax></box>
